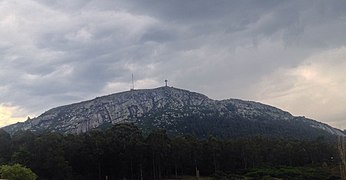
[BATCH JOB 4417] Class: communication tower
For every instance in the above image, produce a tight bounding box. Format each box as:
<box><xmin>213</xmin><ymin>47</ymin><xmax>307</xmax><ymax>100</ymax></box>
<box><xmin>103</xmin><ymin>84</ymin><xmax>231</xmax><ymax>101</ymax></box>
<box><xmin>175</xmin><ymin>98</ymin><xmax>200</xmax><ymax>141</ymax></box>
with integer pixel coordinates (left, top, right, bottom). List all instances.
<box><xmin>131</xmin><ymin>74</ymin><xmax>135</xmax><ymax>90</ymax></box>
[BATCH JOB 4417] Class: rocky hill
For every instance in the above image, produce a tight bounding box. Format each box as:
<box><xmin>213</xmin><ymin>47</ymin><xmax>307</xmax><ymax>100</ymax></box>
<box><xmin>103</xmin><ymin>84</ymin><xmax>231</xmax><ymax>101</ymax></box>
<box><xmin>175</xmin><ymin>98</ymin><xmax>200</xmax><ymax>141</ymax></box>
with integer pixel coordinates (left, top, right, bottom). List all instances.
<box><xmin>2</xmin><ymin>86</ymin><xmax>344</xmax><ymax>138</ymax></box>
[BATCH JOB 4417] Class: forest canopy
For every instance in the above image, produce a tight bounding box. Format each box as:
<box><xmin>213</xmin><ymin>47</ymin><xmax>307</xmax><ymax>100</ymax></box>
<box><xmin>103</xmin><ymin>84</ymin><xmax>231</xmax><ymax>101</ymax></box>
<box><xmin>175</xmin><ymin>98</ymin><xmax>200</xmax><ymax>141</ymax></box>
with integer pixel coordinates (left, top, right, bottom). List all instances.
<box><xmin>0</xmin><ymin>124</ymin><xmax>340</xmax><ymax>179</ymax></box>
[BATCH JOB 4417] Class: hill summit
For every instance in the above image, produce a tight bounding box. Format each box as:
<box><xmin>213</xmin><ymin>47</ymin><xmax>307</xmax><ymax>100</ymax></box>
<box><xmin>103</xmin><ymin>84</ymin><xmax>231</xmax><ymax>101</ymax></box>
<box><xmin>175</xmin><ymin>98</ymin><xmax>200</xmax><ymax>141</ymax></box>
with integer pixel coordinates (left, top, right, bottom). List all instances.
<box><xmin>3</xmin><ymin>86</ymin><xmax>344</xmax><ymax>138</ymax></box>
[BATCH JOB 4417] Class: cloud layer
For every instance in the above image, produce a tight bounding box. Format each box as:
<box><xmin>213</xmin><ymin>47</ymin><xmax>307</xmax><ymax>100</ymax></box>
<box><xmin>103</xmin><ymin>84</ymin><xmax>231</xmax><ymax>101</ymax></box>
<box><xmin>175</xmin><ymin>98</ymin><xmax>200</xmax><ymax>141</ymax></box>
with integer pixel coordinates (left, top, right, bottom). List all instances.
<box><xmin>256</xmin><ymin>47</ymin><xmax>346</xmax><ymax>128</ymax></box>
<box><xmin>1</xmin><ymin>0</ymin><xmax>346</xmax><ymax>128</ymax></box>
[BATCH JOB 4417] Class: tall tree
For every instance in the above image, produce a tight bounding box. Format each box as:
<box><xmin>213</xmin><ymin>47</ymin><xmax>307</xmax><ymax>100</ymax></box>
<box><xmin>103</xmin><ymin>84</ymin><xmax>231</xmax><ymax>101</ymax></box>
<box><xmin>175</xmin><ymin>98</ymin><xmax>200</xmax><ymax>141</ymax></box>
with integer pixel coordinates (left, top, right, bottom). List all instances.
<box><xmin>11</xmin><ymin>131</ymin><xmax>36</xmax><ymax>166</ymax></box>
<box><xmin>0</xmin><ymin>129</ymin><xmax>11</xmax><ymax>164</ymax></box>
<box><xmin>146</xmin><ymin>129</ymin><xmax>171</xmax><ymax>180</ymax></box>
<box><xmin>30</xmin><ymin>132</ymin><xmax>72</xmax><ymax>180</ymax></box>
<box><xmin>105</xmin><ymin>123</ymin><xmax>144</xmax><ymax>180</ymax></box>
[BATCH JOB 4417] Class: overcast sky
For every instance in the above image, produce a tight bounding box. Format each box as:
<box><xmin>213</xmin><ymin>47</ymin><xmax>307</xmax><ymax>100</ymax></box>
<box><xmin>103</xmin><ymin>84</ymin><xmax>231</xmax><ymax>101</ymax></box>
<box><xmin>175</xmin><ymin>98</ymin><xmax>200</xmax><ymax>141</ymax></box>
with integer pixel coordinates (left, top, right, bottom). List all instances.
<box><xmin>0</xmin><ymin>0</ymin><xmax>346</xmax><ymax>129</ymax></box>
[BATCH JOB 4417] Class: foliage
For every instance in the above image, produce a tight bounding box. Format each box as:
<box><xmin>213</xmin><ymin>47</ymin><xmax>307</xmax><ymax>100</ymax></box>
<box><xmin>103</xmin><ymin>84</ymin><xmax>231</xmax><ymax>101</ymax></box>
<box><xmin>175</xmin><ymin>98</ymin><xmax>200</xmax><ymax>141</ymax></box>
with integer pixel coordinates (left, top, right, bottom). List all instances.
<box><xmin>0</xmin><ymin>129</ymin><xmax>11</xmax><ymax>164</ymax></box>
<box><xmin>0</xmin><ymin>123</ymin><xmax>340</xmax><ymax>179</ymax></box>
<box><xmin>0</xmin><ymin>164</ymin><xmax>37</xmax><ymax>180</ymax></box>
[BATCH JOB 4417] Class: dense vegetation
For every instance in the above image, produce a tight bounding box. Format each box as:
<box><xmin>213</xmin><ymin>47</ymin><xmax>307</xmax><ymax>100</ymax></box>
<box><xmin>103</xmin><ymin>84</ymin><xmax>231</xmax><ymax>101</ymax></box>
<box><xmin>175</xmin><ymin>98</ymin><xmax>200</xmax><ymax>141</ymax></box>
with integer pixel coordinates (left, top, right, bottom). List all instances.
<box><xmin>0</xmin><ymin>164</ymin><xmax>37</xmax><ymax>180</ymax></box>
<box><xmin>0</xmin><ymin>123</ymin><xmax>340</xmax><ymax>179</ymax></box>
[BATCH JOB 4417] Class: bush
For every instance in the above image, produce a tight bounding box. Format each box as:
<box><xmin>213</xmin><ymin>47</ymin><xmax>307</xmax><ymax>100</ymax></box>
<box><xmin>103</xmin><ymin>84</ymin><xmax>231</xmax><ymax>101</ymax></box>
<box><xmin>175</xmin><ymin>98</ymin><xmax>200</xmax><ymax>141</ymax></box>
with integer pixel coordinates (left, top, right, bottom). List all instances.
<box><xmin>0</xmin><ymin>164</ymin><xmax>37</xmax><ymax>180</ymax></box>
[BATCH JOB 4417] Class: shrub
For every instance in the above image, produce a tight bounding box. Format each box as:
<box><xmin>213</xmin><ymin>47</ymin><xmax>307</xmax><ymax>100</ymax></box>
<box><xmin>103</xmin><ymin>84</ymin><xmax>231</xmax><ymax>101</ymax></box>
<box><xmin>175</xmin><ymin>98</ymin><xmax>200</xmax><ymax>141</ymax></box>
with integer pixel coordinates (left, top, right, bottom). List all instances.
<box><xmin>0</xmin><ymin>164</ymin><xmax>37</xmax><ymax>180</ymax></box>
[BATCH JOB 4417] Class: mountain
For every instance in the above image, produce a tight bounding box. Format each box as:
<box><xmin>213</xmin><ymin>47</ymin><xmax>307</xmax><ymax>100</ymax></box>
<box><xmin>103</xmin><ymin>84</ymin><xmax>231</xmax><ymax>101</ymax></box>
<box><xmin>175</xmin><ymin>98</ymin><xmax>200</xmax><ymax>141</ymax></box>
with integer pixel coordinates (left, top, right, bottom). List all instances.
<box><xmin>2</xmin><ymin>86</ymin><xmax>344</xmax><ymax>138</ymax></box>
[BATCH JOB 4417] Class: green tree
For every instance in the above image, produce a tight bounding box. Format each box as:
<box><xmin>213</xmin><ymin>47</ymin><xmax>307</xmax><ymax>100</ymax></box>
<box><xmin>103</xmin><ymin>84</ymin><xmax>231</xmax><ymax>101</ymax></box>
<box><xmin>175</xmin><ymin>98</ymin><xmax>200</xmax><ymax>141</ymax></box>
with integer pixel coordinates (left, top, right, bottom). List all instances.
<box><xmin>106</xmin><ymin>123</ymin><xmax>144</xmax><ymax>179</ymax></box>
<box><xmin>206</xmin><ymin>136</ymin><xmax>222</xmax><ymax>174</ymax></box>
<box><xmin>146</xmin><ymin>129</ymin><xmax>171</xmax><ymax>180</ymax></box>
<box><xmin>0</xmin><ymin>164</ymin><xmax>37</xmax><ymax>180</ymax></box>
<box><xmin>31</xmin><ymin>132</ymin><xmax>72</xmax><ymax>180</ymax></box>
<box><xmin>0</xmin><ymin>129</ymin><xmax>11</xmax><ymax>164</ymax></box>
<box><xmin>171</xmin><ymin>136</ymin><xmax>189</xmax><ymax>178</ymax></box>
<box><xmin>11</xmin><ymin>131</ymin><xmax>36</xmax><ymax>166</ymax></box>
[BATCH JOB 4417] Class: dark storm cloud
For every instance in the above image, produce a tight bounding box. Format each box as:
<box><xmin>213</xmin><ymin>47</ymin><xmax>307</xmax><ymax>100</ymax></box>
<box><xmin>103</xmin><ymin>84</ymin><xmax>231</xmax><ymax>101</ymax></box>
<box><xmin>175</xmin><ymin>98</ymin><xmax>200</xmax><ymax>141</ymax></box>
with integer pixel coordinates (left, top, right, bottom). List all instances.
<box><xmin>1</xmin><ymin>0</ymin><xmax>346</xmax><ymax>128</ymax></box>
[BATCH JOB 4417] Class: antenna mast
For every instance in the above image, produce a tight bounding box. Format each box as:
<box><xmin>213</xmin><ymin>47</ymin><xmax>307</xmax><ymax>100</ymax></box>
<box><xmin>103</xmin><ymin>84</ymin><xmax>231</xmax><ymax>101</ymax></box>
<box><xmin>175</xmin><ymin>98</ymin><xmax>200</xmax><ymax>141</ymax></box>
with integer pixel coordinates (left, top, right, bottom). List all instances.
<box><xmin>131</xmin><ymin>74</ymin><xmax>135</xmax><ymax>90</ymax></box>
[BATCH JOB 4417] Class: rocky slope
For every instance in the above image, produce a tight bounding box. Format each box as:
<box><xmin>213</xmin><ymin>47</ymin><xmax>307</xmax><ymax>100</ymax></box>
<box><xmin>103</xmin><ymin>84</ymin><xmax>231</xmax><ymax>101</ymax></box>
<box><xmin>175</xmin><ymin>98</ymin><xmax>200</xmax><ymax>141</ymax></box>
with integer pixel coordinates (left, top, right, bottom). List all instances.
<box><xmin>2</xmin><ymin>86</ymin><xmax>344</xmax><ymax>138</ymax></box>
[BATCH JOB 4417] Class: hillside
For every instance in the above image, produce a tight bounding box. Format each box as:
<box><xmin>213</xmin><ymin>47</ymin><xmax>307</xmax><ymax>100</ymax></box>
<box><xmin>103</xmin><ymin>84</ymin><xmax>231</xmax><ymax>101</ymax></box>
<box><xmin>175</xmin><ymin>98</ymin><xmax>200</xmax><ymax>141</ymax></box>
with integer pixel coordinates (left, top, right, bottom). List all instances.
<box><xmin>2</xmin><ymin>86</ymin><xmax>344</xmax><ymax>138</ymax></box>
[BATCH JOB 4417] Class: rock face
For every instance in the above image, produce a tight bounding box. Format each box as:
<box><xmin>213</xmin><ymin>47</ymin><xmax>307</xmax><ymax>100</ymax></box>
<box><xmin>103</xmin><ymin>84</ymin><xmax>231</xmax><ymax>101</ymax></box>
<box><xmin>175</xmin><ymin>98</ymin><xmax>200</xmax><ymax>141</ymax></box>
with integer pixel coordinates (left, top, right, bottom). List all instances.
<box><xmin>2</xmin><ymin>86</ymin><xmax>344</xmax><ymax>138</ymax></box>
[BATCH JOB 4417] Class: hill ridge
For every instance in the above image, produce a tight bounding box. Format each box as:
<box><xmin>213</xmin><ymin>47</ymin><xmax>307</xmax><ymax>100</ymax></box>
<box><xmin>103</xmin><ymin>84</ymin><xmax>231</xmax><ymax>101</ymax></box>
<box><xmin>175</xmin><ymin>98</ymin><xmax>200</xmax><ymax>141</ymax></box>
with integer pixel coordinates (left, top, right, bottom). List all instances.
<box><xmin>2</xmin><ymin>86</ymin><xmax>344</xmax><ymax>138</ymax></box>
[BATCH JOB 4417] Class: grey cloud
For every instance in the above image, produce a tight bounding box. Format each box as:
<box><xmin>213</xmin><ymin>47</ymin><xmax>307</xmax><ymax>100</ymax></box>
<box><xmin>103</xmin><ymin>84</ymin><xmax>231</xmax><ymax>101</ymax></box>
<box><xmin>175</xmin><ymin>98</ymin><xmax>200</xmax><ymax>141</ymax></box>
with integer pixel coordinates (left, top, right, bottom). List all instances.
<box><xmin>140</xmin><ymin>27</ymin><xmax>177</xmax><ymax>43</ymax></box>
<box><xmin>118</xmin><ymin>0</ymin><xmax>282</xmax><ymax>23</ymax></box>
<box><xmin>1</xmin><ymin>0</ymin><xmax>346</xmax><ymax>128</ymax></box>
<box><xmin>33</xmin><ymin>0</ymin><xmax>92</xmax><ymax>11</ymax></box>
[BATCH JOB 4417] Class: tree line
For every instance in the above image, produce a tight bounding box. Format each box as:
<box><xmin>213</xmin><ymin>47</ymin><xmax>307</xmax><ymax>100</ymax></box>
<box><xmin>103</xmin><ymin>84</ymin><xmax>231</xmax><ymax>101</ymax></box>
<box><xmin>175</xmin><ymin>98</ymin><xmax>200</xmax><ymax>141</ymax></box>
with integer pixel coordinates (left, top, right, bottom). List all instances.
<box><xmin>0</xmin><ymin>123</ymin><xmax>340</xmax><ymax>179</ymax></box>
